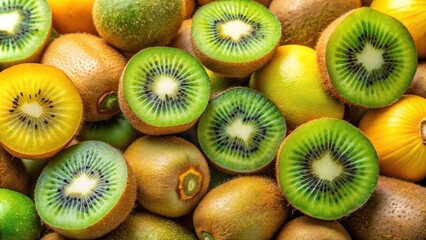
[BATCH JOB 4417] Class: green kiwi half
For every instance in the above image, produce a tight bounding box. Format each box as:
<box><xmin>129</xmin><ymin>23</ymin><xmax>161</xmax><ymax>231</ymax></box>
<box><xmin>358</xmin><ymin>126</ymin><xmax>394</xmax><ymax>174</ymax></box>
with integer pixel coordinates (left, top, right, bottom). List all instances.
<box><xmin>34</xmin><ymin>140</ymin><xmax>137</xmax><ymax>239</ymax></box>
<box><xmin>197</xmin><ymin>87</ymin><xmax>287</xmax><ymax>174</ymax></box>
<box><xmin>316</xmin><ymin>7</ymin><xmax>417</xmax><ymax>108</ymax></box>
<box><xmin>118</xmin><ymin>46</ymin><xmax>210</xmax><ymax>135</ymax></box>
<box><xmin>276</xmin><ymin>118</ymin><xmax>379</xmax><ymax>220</ymax></box>
<box><xmin>0</xmin><ymin>0</ymin><xmax>52</xmax><ymax>69</ymax></box>
<box><xmin>191</xmin><ymin>0</ymin><xmax>281</xmax><ymax>78</ymax></box>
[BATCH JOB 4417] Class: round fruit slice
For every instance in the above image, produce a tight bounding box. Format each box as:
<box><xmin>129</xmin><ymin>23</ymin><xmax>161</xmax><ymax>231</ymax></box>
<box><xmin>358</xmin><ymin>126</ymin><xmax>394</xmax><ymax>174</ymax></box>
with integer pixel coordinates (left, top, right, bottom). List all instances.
<box><xmin>191</xmin><ymin>0</ymin><xmax>281</xmax><ymax>78</ymax></box>
<box><xmin>197</xmin><ymin>87</ymin><xmax>287</xmax><ymax>174</ymax></box>
<box><xmin>34</xmin><ymin>140</ymin><xmax>137</xmax><ymax>239</ymax></box>
<box><xmin>316</xmin><ymin>7</ymin><xmax>417</xmax><ymax>108</ymax></box>
<box><xmin>276</xmin><ymin>118</ymin><xmax>379</xmax><ymax>220</ymax></box>
<box><xmin>0</xmin><ymin>0</ymin><xmax>52</xmax><ymax>69</ymax></box>
<box><xmin>0</xmin><ymin>63</ymin><xmax>83</xmax><ymax>159</ymax></box>
<box><xmin>119</xmin><ymin>46</ymin><xmax>210</xmax><ymax>135</ymax></box>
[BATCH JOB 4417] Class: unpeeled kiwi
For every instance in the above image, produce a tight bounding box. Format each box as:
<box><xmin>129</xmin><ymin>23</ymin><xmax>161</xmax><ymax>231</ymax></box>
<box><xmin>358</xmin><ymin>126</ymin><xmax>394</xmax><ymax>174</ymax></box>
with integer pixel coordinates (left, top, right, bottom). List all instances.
<box><xmin>342</xmin><ymin>175</ymin><xmax>426</xmax><ymax>240</ymax></box>
<box><xmin>0</xmin><ymin>0</ymin><xmax>52</xmax><ymax>69</ymax></box>
<box><xmin>191</xmin><ymin>0</ymin><xmax>282</xmax><ymax>78</ymax></box>
<box><xmin>124</xmin><ymin>135</ymin><xmax>210</xmax><ymax>218</ymax></box>
<box><xmin>34</xmin><ymin>140</ymin><xmax>137</xmax><ymax>239</ymax></box>
<box><xmin>103</xmin><ymin>212</ymin><xmax>196</xmax><ymax>240</ymax></box>
<box><xmin>275</xmin><ymin>215</ymin><xmax>351</xmax><ymax>240</ymax></box>
<box><xmin>193</xmin><ymin>175</ymin><xmax>289</xmax><ymax>240</ymax></box>
<box><xmin>316</xmin><ymin>7</ymin><xmax>418</xmax><ymax>108</ymax></box>
<box><xmin>0</xmin><ymin>63</ymin><xmax>83</xmax><ymax>159</ymax></box>
<box><xmin>0</xmin><ymin>146</ymin><xmax>29</xmax><ymax>195</ymax></box>
<box><xmin>269</xmin><ymin>0</ymin><xmax>361</xmax><ymax>48</ymax></box>
<box><xmin>42</xmin><ymin>33</ymin><xmax>127</xmax><ymax>121</ymax></box>
<box><xmin>406</xmin><ymin>61</ymin><xmax>426</xmax><ymax>98</ymax></box>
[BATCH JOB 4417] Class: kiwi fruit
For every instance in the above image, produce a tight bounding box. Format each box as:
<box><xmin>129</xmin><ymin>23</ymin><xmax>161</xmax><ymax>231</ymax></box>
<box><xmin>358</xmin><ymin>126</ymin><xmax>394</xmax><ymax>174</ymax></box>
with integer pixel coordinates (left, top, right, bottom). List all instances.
<box><xmin>34</xmin><ymin>140</ymin><xmax>137</xmax><ymax>239</ymax></box>
<box><xmin>124</xmin><ymin>135</ymin><xmax>210</xmax><ymax>218</ymax></box>
<box><xmin>0</xmin><ymin>146</ymin><xmax>29</xmax><ymax>194</ymax></box>
<box><xmin>197</xmin><ymin>0</ymin><xmax>272</xmax><ymax>7</ymax></box>
<box><xmin>269</xmin><ymin>0</ymin><xmax>361</xmax><ymax>48</ymax></box>
<box><xmin>0</xmin><ymin>63</ymin><xmax>83</xmax><ymax>159</ymax></box>
<box><xmin>169</xmin><ymin>19</ymin><xmax>195</xmax><ymax>57</ymax></box>
<box><xmin>0</xmin><ymin>188</ymin><xmax>42</xmax><ymax>240</ymax></box>
<box><xmin>275</xmin><ymin>215</ymin><xmax>351</xmax><ymax>240</ymax></box>
<box><xmin>103</xmin><ymin>212</ymin><xmax>196</xmax><ymax>240</ymax></box>
<box><xmin>0</xmin><ymin>0</ymin><xmax>52</xmax><ymax>70</ymax></box>
<box><xmin>193</xmin><ymin>175</ymin><xmax>289</xmax><ymax>240</ymax></box>
<box><xmin>77</xmin><ymin>112</ymin><xmax>140</xmax><ymax>150</ymax></box>
<box><xmin>39</xmin><ymin>232</ymin><xmax>69</xmax><ymax>240</ymax></box>
<box><xmin>342</xmin><ymin>175</ymin><xmax>426</xmax><ymax>240</ymax></box>
<box><xmin>42</xmin><ymin>33</ymin><xmax>127</xmax><ymax>121</ymax></box>
<box><xmin>316</xmin><ymin>7</ymin><xmax>418</xmax><ymax>108</ymax></box>
<box><xmin>197</xmin><ymin>87</ymin><xmax>287</xmax><ymax>174</ymax></box>
<box><xmin>191</xmin><ymin>0</ymin><xmax>282</xmax><ymax>78</ymax></box>
<box><xmin>118</xmin><ymin>46</ymin><xmax>210</xmax><ymax>135</ymax></box>
<box><xmin>406</xmin><ymin>61</ymin><xmax>426</xmax><ymax>98</ymax></box>
<box><xmin>276</xmin><ymin>118</ymin><xmax>379</xmax><ymax>220</ymax></box>
<box><xmin>92</xmin><ymin>0</ymin><xmax>184</xmax><ymax>53</ymax></box>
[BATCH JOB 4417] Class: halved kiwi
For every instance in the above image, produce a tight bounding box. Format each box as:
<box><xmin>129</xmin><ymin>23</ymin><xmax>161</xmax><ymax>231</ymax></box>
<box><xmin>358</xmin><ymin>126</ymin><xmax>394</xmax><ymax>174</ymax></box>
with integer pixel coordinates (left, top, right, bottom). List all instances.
<box><xmin>191</xmin><ymin>0</ymin><xmax>281</xmax><ymax>78</ymax></box>
<box><xmin>118</xmin><ymin>46</ymin><xmax>210</xmax><ymax>135</ymax></box>
<box><xmin>197</xmin><ymin>87</ymin><xmax>287</xmax><ymax>174</ymax></box>
<box><xmin>34</xmin><ymin>140</ymin><xmax>137</xmax><ymax>239</ymax></box>
<box><xmin>316</xmin><ymin>7</ymin><xmax>417</xmax><ymax>108</ymax></box>
<box><xmin>0</xmin><ymin>63</ymin><xmax>83</xmax><ymax>159</ymax></box>
<box><xmin>276</xmin><ymin>118</ymin><xmax>379</xmax><ymax>220</ymax></box>
<box><xmin>0</xmin><ymin>0</ymin><xmax>52</xmax><ymax>69</ymax></box>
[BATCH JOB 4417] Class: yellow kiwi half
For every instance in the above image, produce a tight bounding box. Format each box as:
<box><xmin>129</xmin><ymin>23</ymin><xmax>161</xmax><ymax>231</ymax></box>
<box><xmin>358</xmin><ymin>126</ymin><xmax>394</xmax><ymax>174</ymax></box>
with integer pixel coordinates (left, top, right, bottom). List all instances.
<box><xmin>0</xmin><ymin>63</ymin><xmax>83</xmax><ymax>159</ymax></box>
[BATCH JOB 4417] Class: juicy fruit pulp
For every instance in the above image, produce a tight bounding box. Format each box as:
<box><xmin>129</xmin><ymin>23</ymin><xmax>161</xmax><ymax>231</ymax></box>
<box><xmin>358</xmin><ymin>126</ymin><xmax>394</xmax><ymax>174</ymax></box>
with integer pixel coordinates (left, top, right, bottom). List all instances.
<box><xmin>276</xmin><ymin>118</ymin><xmax>379</xmax><ymax>220</ymax></box>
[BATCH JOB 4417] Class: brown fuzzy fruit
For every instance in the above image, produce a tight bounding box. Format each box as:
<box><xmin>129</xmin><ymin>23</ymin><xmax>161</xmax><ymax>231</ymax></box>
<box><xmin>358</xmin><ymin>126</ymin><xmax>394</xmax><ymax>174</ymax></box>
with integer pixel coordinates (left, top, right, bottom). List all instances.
<box><xmin>0</xmin><ymin>147</ymin><xmax>29</xmax><ymax>195</ymax></box>
<box><xmin>406</xmin><ymin>62</ymin><xmax>426</xmax><ymax>98</ymax></box>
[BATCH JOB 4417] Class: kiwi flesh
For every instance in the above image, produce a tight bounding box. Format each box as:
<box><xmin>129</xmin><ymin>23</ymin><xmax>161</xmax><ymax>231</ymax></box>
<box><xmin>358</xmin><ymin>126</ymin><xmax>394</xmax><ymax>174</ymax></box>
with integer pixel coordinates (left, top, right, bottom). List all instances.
<box><xmin>269</xmin><ymin>0</ymin><xmax>361</xmax><ymax>48</ymax></box>
<box><xmin>275</xmin><ymin>215</ymin><xmax>351</xmax><ymax>240</ymax></box>
<box><xmin>118</xmin><ymin>46</ymin><xmax>210</xmax><ymax>135</ymax></box>
<box><xmin>191</xmin><ymin>0</ymin><xmax>282</xmax><ymax>78</ymax></box>
<box><xmin>103</xmin><ymin>212</ymin><xmax>196</xmax><ymax>240</ymax></box>
<box><xmin>342</xmin><ymin>176</ymin><xmax>426</xmax><ymax>240</ymax></box>
<box><xmin>92</xmin><ymin>0</ymin><xmax>184</xmax><ymax>53</ymax></box>
<box><xmin>197</xmin><ymin>87</ymin><xmax>287</xmax><ymax>174</ymax></box>
<box><xmin>406</xmin><ymin>62</ymin><xmax>426</xmax><ymax>98</ymax></box>
<box><xmin>276</xmin><ymin>118</ymin><xmax>379</xmax><ymax>220</ymax></box>
<box><xmin>193</xmin><ymin>175</ymin><xmax>289</xmax><ymax>240</ymax></box>
<box><xmin>0</xmin><ymin>0</ymin><xmax>52</xmax><ymax>69</ymax></box>
<box><xmin>124</xmin><ymin>135</ymin><xmax>210</xmax><ymax>218</ymax></box>
<box><xmin>0</xmin><ymin>63</ymin><xmax>83</xmax><ymax>159</ymax></box>
<box><xmin>34</xmin><ymin>140</ymin><xmax>137</xmax><ymax>239</ymax></box>
<box><xmin>316</xmin><ymin>7</ymin><xmax>418</xmax><ymax>108</ymax></box>
<box><xmin>0</xmin><ymin>146</ymin><xmax>29</xmax><ymax>195</ymax></box>
<box><xmin>41</xmin><ymin>33</ymin><xmax>127</xmax><ymax>122</ymax></box>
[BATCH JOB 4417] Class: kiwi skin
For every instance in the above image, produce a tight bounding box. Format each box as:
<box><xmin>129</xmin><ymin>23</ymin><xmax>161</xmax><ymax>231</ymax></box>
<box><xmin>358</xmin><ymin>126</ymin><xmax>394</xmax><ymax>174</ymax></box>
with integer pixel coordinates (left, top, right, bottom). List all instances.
<box><xmin>275</xmin><ymin>215</ymin><xmax>351</xmax><ymax>240</ymax></box>
<box><xmin>342</xmin><ymin>176</ymin><xmax>426</xmax><ymax>240</ymax></box>
<box><xmin>269</xmin><ymin>0</ymin><xmax>361</xmax><ymax>48</ymax></box>
<box><xmin>406</xmin><ymin>62</ymin><xmax>426</xmax><ymax>98</ymax></box>
<box><xmin>169</xmin><ymin>19</ymin><xmax>195</xmax><ymax>57</ymax></box>
<box><xmin>193</xmin><ymin>176</ymin><xmax>289</xmax><ymax>240</ymax></box>
<box><xmin>0</xmin><ymin>147</ymin><xmax>29</xmax><ymax>195</ymax></box>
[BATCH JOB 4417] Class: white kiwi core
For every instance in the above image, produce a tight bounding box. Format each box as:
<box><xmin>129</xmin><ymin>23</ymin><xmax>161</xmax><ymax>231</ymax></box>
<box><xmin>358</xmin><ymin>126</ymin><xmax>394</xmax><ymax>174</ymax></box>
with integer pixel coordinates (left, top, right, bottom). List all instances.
<box><xmin>220</xmin><ymin>20</ymin><xmax>252</xmax><ymax>41</ymax></box>
<box><xmin>0</xmin><ymin>11</ymin><xmax>21</xmax><ymax>33</ymax></box>
<box><xmin>356</xmin><ymin>43</ymin><xmax>385</xmax><ymax>72</ymax></box>
<box><xmin>22</xmin><ymin>102</ymin><xmax>43</xmax><ymax>118</ymax></box>
<box><xmin>64</xmin><ymin>174</ymin><xmax>98</xmax><ymax>197</ymax></box>
<box><xmin>154</xmin><ymin>76</ymin><xmax>179</xmax><ymax>100</ymax></box>
<box><xmin>226</xmin><ymin>119</ymin><xmax>253</xmax><ymax>142</ymax></box>
<box><xmin>312</xmin><ymin>153</ymin><xmax>343</xmax><ymax>181</ymax></box>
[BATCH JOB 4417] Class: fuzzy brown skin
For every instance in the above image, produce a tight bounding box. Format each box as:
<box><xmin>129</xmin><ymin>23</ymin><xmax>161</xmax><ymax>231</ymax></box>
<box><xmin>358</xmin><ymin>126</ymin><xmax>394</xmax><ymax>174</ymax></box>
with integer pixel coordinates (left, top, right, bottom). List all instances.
<box><xmin>269</xmin><ymin>0</ymin><xmax>361</xmax><ymax>48</ymax></box>
<box><xmin>197</xmin><ymin>0</ymin><xmax>272</xmax><ymax>7</ymax></box>
<box><xmin>406</xmin><ymin>62</ymin><xmax>426</xmax><ymax>98</ymax></box>
<box><xmin>169</xmin><ymin>19</ymin><xmax>195</xmax><ymax>57</ymax></box>
<box><xmin>342</xmin><ymin>176</ymin><xmax>426</xmax><ymax>240</ymax></box>
<box><xmin>124</xmin><ymin>135</ymin><xmax>210</xmax><ymax>218</ymax></box>
<box><xmin>315</xmin><ymin>9</ymin><xmax>359</xmax><ymax>106</ymax></box>
<box><xmin>47</xmin><ymin>164</ymin><xmax>137</xmax><ymax>239</ymax></box>
<box><xmin>193</xmin><ymin>176</ymin><xmax>289</xmax><ymax>240</ymax></box>
<box><xmin>183</xmin><ymin>0</ymin><xmax>196</xmax><ymax>19</ymax></box>
<box><xmin>42</xmin><ymin>33</ymin><xmax>127</xmax><ymax>122</ymax></box>
<box><xmin>275</xmin><ymin>215</ymin><xmax>351</xmax><ymax>240</ymax></box>
<box><xmin>40</xmin><ymin>232</ymin><xmax>69</xmax><ymax>240</ymax></box>
<box><xmin>0</xmin><ymin>147</ymin><xmax>29</xmax><ymax>195</ymax></box>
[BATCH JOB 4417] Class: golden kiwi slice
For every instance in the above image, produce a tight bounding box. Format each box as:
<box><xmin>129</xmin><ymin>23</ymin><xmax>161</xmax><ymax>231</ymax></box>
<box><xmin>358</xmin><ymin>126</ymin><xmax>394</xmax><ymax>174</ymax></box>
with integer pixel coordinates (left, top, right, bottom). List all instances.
<box><xmin>0</xmin><ymin>63</ymin><xmax>83</xmax><ymax>159</ymax></box>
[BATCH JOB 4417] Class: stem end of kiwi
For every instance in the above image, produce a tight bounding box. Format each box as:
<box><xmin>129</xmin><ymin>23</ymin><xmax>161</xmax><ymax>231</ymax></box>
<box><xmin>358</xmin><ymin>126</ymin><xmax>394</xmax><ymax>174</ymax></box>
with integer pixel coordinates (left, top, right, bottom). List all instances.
<box><xmin>201</xmin><ymin>231</ymin><xmax>214</xmax><ymax>240</ymax></box>
<box><xmin>178</xmin><ymin>167</ymin><xmax>203</xmax><ymax>201</ymax></box>
<box><xmin>421</xmin><ymin>119</ymin><xmax>426</xmax><ymax>144</ymax></box>
<box><xmin>98</xmin><ymin>91</ymin><xmax>119</xmax><ymax>114</ymax></box>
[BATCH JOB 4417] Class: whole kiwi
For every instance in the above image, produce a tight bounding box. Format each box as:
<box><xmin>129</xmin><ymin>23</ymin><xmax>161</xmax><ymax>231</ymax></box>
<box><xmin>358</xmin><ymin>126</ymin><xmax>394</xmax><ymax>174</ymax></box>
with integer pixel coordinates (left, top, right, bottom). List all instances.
<box><xmin>342</xmin><ymin>175</ymin><xmax>426</xmax><ymax>240</ymax></box>
<box><xmin>406</xmin><ymin>62</ymin><xmax>426</xmax><ymax>98</ymax></box>
<box><xmin>0</xmin><ymin>147</ymin><xmax>29</xmax><ymax>195</ymax></box>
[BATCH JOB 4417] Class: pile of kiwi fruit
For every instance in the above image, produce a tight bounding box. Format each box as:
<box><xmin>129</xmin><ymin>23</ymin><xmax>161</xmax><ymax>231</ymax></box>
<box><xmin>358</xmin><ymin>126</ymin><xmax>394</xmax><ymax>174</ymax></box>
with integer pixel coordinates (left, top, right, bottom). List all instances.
<box><xmin>0</xmin><ymin>0</ymin><xmax>425</xmax><ymax>239</ymax></box>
